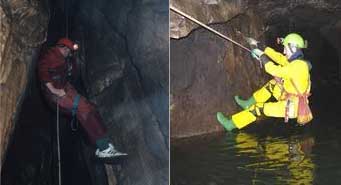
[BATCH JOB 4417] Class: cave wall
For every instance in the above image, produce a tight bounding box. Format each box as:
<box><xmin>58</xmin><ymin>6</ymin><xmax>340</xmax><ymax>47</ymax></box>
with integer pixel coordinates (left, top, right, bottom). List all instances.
<box><xmin>170</xmin><ymin>2</ymin><xmax>268</xmax><ymax>138</ymax></box>
<box><xmin>170</xmin><ymin>0</ymin><xmax>247</xmax><ymax>38</ymax></box>
<box><xmin>0</xmin><ymin>0</ymin><xmax>49</xmax><ymax>169</ymax></box>
<box><xmin>68</xmin><ymin>0</ymin><xmax>169</xmax><ymax>184</ymax></box>
<box><xmin>1</xmin><ymin>0</ymin><xmax>169</xmax><ymax>184</ymax></box>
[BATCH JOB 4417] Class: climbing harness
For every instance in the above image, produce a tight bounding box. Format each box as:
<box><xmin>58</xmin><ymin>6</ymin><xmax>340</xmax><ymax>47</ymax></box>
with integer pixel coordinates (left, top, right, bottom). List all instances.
<box><xmin>282</xmin><ymin>78</ymin><xmax>312</xmax><ymax>124</ymax></box>
<box><xmin>56</xmin><ymin>100</ymin><xmax>62</xmax><ymax>185</ymax></box>
<box><xmin>289</xmin><ymin>79</ymin><xmax>312</xmax><ymax>125</ymax></box>
<box><xmin>284</xmin><ymin>99</ymin><xmax>294</xmax><ymax>122</ymax></box>
<box><xmin>71</xmin><ymin>94</ymin><xmax>80</xmax><ymax>131</ymax></box>
<box><xmin>170</xmin><ymin>6</ymin><xmax>252</xmax><ymax>53</ymax></box>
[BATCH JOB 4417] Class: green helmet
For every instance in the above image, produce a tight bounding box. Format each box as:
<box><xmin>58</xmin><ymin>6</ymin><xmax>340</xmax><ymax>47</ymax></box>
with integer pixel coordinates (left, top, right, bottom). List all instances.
<box><xmin>282</xmin><ymin>33</ymin><xmax>307</xmax><ymax>48</ymax></box>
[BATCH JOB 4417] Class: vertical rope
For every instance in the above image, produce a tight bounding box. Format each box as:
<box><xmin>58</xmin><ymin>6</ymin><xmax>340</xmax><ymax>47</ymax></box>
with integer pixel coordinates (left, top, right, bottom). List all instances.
<box><xmin>56</xmin><ymin>101</ymin><xmax>62</xmax><ymax>185</ymax></box>
<box><xmin>65</xmin><ymin>0</ymin><xmax>69</xmax><ymax>38</ymax></box>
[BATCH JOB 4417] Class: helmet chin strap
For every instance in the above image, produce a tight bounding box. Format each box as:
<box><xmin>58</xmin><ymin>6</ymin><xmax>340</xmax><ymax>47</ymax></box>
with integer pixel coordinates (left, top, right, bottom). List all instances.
<box><xmin>288</xmin><ymin>43</ymin><xmax>297</xmax><ymax>54</ymax></box>
<box><xmin>285</xmin><ymin>44</ymin><xmax>297</xmax><ymax>59</ymax></box>
<box><xmin>288</xmin><ymin>48</ymin><xmax>304</xmax><ymax>61</ymax></box>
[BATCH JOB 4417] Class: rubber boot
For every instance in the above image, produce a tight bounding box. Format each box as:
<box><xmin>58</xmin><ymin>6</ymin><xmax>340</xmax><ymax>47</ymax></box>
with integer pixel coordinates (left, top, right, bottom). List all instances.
<box><xmin>234</xmin><ymin>96</ymin><xmax>256</xmax><ymax>109</ymax></box>
<box><xmin>216</xmin><ymin>112</ymin><xmax>237</xmax><ymax>131</ymax></box>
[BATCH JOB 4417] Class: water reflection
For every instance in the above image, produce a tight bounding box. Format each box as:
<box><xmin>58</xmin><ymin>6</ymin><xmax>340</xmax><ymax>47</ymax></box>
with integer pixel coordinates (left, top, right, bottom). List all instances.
<box><xmin>234</xmin><ymin>132</ymin><xmax>315</xmax><ymax>185</ymax></box>
<box><xmin>171</xmin><ymin>131</ymin><xmax>317</xmax><ymax>185</ymax></box>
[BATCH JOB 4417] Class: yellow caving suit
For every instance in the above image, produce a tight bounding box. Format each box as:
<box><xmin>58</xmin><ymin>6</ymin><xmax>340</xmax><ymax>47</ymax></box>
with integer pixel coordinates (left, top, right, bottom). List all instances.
<box><xmin>232</xmin><ymin>47</ymin><xmax>311</xmax><ymax>129</ymax></box>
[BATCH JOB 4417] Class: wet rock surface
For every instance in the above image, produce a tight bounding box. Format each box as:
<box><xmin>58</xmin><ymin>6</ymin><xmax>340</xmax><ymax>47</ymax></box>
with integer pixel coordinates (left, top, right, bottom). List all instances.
<box><xmin>170</xmin><ymin>0</ymin><xmax>341</xmax><ymax>138</ymax></box>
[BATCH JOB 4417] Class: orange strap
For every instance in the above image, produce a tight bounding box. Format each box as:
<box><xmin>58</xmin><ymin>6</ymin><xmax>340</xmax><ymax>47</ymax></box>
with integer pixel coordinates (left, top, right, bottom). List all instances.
<box><xmin>289</xmin><ymin>78</ymin><xmax>310</xmax><ymax>97</ymax></box>
<box><xmin>283</xmin><ymin>79</ymin><xmax>310</xmax><ymax>122</ymax></box>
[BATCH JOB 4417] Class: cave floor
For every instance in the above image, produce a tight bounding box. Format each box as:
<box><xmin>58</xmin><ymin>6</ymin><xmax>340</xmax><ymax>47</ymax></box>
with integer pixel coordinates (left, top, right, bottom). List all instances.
<box><xmin>171</xmin><ymin>84</ymin><xmax>341</xmax><ymax>185</ymax></box>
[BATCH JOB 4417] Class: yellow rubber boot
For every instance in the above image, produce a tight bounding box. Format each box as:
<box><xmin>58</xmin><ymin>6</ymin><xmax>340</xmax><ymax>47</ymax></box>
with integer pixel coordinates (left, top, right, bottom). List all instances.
<box><xmin>231</xmin><ymin>110</ymin><xmax>257</xmax><ymax>129</ymax></box>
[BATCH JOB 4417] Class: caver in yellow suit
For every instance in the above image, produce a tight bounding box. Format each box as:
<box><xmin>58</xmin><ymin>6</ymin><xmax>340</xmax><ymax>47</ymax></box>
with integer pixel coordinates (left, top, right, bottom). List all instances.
<box><xmin>234</xmin><ymin>132</ymin><xmax>315</xmax><ymax>184</ymax></box>
<box><xmin>217</xmin><ymin>33</ymin><xmax>312</xmax><ymax>131</ymax></box>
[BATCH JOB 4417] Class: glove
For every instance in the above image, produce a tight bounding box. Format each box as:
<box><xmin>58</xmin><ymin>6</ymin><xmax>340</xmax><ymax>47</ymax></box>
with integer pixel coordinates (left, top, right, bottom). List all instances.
<box><xmin>251</xmin><ymin>48</ymin><xmax>264</xmax><ymax>60</ymax></box>
<box><xmin>245</xmin><ymin>37</ymin><xmax>259</xmax><ymax>49</ymax></box>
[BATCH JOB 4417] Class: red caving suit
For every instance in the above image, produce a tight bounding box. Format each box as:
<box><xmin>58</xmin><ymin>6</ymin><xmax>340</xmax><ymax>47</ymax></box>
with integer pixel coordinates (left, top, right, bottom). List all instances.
<box><xmin>38</xmin><ymin>47</ymin><xmax>106</xmax><ymax>143</ymax></box>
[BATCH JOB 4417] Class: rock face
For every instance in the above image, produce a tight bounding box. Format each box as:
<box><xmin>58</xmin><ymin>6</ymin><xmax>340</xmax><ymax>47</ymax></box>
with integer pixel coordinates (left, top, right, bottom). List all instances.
<box><xmin>170</xmin><ymin>0</ymin><xmax>247</xmax><ymax>38</ymax></box>
<box><xmin>170</xmin><ymin>3</ymin><xmax>268</xmax><ymax>138</ymax></box>
<box><xmin>170</xmin><ymin>0</ymin><xmax>341</xmax><ymax>138</ymax></box>
<box><xmin>1</xmin><ymin>0</ymin><xmax>168</xmax><ymax>185</ymax></box>
<box><xmin>0</xmin><ymin>0</ymin><xmax>49</xmax><ymax>169</ymax></box>
<box><xmin>70</xmin><ymin>1</ymin><xmax>169</xmax><ymax>184</ymax></box>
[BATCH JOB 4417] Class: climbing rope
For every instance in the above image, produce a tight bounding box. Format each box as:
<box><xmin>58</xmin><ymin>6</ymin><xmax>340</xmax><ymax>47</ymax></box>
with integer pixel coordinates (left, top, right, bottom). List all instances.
<box><xmin>64</xmin><ymin>0</ymin><xmax>79</xmax><ymax>131</ymax></box>
<box><xmin>170</xmin><ymin>6</ymin><xmax>252</xmax><ymax>53</ymax></box>
<box><xmin>56</xmin><ymin>100</ymin><xmax>62</xmax><ymax>185</ymax></box>
<box><xmin>65</xmin><ymin>0</ymin><xmax>69</xmax><ymax>38</ymax></box>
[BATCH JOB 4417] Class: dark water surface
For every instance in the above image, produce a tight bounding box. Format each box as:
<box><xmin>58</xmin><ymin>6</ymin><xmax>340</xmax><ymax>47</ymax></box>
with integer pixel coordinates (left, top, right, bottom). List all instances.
<box><xmin>171</xmin><ymin>84</ymin><xmax>341</xmax><ymax>185</ymax></box>
<box><xmin>171</xmin><ymin>122</ymin><xmax>341</xmax><ymax>185</ymax></box>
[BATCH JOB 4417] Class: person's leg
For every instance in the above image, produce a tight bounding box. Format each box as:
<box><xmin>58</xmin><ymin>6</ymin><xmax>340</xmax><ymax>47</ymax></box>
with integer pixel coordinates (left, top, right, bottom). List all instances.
<box><xmin>75</xmin><ymin>97</ymin><xmax>107</xmax><ymax>144</ymax></box>
<box><xmin>74</xmin><ymin>97</ymin><xmax>127</xmax><ymax>157</ymax></box>
<box><xmin>252</xmin><ymin>79</ymin><xmax>278</xmax><ymax>102</ymax></box>
<box><xmin>263</xmin><ymin>100</ymin><xmax>296</xmax><ymax>118</ymax></box>
<box><xmin>58</xmin><ymin>84</ymin><xmax>107</xmax><ymax>144</ymax></box>
<box><xmin>271</xmin><ymin>83</ymin><xmax>284</xmax><ymax>101</ymax></box>
<box><xmin>218</xmin><ymin>97</ymin><xmax>297</xmax><ymax>131</ymax></box>
<box><xmin>217</xmin><ymin>103</ymin><xmax>263</xmax><ymax>131</ymax></box>
<box><xmin>60</xmin><ymin>84</ymin><xmax>126</xmax><ymax>157</ymax></box>
<box><xmin>217</xmin><ymin>97</ymin><xmax>292</xmax><ymax>131</ymax></box>
<box><xmin>235</xmin><ymin>79</ymin><xmax>279</xmax><ymax>109</ymax></box>
<box><xmin>217</xmin><ymin>110</ymin><xmax>256</xmax><ymax>131</ymax></box>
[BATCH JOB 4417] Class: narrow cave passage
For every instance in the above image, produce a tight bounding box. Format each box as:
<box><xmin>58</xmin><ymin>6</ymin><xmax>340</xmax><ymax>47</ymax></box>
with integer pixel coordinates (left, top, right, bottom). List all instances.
<box><xmin>170</xmin><ymin>1</ymin><xmax>341</xmax><ymax>185</ymax></box>
<box><xmin>1</xmin><ymin>0</ymin><xmax>169</xmax><ymax>185</ymax></box>
<box><xmin>1</xmin><ymin>1</ymin><xmax>96</xmax><ymax>185</ymax></box>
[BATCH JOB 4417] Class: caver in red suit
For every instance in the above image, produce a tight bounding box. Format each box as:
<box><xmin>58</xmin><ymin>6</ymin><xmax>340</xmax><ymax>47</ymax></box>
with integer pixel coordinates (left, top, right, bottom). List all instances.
<box><xmin>38</xmin><ymin>38</ymin><xmax>127</xmax><ymax>159</ymax></box>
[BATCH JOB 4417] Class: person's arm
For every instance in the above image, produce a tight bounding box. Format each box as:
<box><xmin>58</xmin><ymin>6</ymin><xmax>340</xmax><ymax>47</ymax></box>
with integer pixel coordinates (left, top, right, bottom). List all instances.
<box><xmin>264</xmin><ymin>47</ymin><xmax>289</xmax><ymax>66</ymax></box>
<box><xmin>252</xmin><ymin>48</ymin><xmax>290</xmax><ymax>78</ymax></box>
<box><xmin>46</xmin><ymin>82</ymin><xmax>66</xmax><ymax>97</ymax></box>
<box><xmin>38</xmin><ymin>54</ymin><xmax>65</xmax><ymax>97</ymax></box>
<box><xmin>38</xmin><ymin>58</ymin><xmax>53</xmax><ymax>83</ymax></box>
<box><xmin>263</xmin><ymin>62</ymin><xmax>290</xmax><ymax>78</ymax></box>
